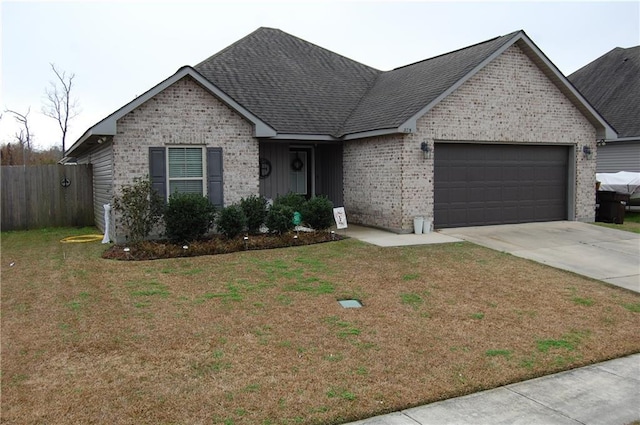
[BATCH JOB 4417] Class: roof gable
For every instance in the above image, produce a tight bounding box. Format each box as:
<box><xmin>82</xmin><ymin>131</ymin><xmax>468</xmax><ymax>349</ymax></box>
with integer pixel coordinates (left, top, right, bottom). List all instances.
<box><xmin>339</xmin><ymin>32</ymin><xmax>519</xmax><ymax>137</ymax></box>
<box><xmin>342</xmin><ymin>31</ymin><xmax>615</xmax><ymax>140</ymax></box>
<box><xmin>66</xmin><ymin>67</ymin><xmax>275</xmax><ymax>156</ymax></box>
<box><xmin>569</xmin><ymin>46</ymin><xmax>640</xmax><ymax>138</ymax></box>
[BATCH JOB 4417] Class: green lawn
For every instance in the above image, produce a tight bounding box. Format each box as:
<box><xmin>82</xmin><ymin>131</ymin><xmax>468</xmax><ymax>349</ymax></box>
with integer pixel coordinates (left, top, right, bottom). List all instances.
<box><xmin>2</xmin><ymin>227</ymin><xmax>639</xmax><ymax>424</ymax></box>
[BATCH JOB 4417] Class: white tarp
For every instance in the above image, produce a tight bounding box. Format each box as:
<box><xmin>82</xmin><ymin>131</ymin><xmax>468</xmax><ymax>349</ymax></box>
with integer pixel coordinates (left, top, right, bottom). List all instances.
<box><xmin>597</xmin><ymin>172</ymin><xmax>640</xmax><ymax>199</ymax></box>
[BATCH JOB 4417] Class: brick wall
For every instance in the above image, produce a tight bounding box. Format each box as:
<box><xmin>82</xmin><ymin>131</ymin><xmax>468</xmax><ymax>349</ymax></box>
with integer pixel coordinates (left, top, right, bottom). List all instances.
<box><xmin>343</xmin><ymin>134</ymin><xmax>405</xmax><ymax>229</ymax></box>
<box><xmin>112</xmin><ymin>76</ymin><xmax>258</xmax><ymax>240</ymax></box>
<box><xmin>345</xmin><ymin>43</ymin><xmax>597</xmax><ymax>231</ymax></box>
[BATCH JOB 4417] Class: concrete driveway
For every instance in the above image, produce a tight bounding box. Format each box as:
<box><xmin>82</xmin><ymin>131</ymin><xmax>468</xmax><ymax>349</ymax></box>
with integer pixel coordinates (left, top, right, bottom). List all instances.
<box><xmin>440</xmin><ymin>221</ymin><xmax>640</xmax><ymax>293</ymax></box>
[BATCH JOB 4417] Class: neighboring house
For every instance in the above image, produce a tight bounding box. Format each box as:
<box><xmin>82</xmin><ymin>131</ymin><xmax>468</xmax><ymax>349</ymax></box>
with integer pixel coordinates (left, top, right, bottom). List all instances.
<box><xmin>569</xmin><ymin>46</ymin><xmax>640</xmax><ymax>173</ymax></box>
<box><xmin>65</xmin><ymin>28</ymin><xmax>614</xmax><ymax>243</ymax></box>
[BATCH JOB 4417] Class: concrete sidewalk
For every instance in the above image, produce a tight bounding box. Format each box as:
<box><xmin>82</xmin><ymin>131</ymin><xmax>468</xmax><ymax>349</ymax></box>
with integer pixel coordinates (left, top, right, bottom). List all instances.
<box><xmin>346</xmin><ymin>354</ymin><xmax>640</xmax><ymax>425</ymax></box>
<box><xmin>340</xmin><ymin>225</ymin><xmax>462</xmax><ymax>247</ymax></box>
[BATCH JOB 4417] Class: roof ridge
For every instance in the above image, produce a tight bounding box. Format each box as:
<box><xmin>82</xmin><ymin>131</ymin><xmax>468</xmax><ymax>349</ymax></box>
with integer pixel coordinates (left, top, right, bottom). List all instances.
<box><xmin>391</xmin><ymin>30</ymin><xmax>523</xmax><ymax>72</ymax></box>
<box><xmin>194</xmin><ymin>27</ymin><xmax>268</xmax><ymax>68</ymax></box>
<box><xmin>269</xmin><ymin>27</ymin><xmax>381</xmax><ymax>74</ymax></box>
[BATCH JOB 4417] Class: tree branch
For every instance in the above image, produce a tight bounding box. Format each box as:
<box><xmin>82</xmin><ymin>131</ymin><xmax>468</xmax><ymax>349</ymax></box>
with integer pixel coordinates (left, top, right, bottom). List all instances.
<box><xmin>42</xmin><ymin>63</ymin><xmax>80</xmax><ymax>156</ymax></box>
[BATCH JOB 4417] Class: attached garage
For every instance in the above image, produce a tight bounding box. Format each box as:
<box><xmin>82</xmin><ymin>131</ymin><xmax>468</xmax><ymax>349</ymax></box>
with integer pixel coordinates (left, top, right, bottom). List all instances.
<box><xmin>434</xmin><ymin>143</ymin><xmax>570</xmax><ymax>228</ymax></box>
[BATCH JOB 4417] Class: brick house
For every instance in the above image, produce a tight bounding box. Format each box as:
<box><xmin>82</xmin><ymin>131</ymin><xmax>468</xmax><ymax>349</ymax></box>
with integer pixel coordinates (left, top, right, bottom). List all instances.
<box><xmin>65</xmin><ymin>28</ymin><xmax>614</xmax><ymax>242</ymax></box>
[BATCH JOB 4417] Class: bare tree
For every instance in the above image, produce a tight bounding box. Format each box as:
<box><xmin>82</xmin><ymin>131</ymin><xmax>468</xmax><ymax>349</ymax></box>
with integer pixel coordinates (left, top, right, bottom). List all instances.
<box><xmin>4</xmin><ymin>107</ymin><xmax>34</xmax><ymax>164</ymax></box>
<box><xmin>42</xmin><ymin>63</ymin><xmax>79</xmax><ymax>156</ymax></box>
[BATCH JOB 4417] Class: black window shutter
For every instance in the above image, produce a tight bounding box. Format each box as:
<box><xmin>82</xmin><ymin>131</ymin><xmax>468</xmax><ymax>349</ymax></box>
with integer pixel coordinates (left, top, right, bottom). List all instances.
<box><xmin>207</xmin><ymin>147</ymin><xmax>223</xmax><ymax>207</ymax></box>
<box><xmin>149</xmin><ymin>147</ymin><xmax>167</xmax><ymax>200</ymax></box>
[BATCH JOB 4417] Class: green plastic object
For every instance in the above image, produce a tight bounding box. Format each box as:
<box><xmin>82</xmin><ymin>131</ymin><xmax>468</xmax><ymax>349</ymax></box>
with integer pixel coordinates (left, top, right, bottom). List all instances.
<box><xmin>292</xmin><ymin>211</ymin><xmax>302</xmax><ymax>226</ymax></box>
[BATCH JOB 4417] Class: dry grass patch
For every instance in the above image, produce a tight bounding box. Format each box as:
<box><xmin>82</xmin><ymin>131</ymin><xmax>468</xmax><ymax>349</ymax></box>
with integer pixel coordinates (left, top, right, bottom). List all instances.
<box><xmin>2</xmin><ymin>227</ymin><xmax>640</xmax><ymax>424</ymax></box>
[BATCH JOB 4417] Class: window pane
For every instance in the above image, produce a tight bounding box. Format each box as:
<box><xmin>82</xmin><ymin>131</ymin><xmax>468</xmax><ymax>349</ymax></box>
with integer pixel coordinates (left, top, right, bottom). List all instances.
<box><xmin>169</xmin><ymin>148</ymin><xmax>203</xmax><ymax>178</ymax></box>
<box><xmin>169</xmin><ymin>180</ymin><xmax>203</xmax><ymax>195</ymax></box>
<box><xmin>289</xmin><ymin>152</ymin><xmax>307</xmax><ymax>195</ymax></box>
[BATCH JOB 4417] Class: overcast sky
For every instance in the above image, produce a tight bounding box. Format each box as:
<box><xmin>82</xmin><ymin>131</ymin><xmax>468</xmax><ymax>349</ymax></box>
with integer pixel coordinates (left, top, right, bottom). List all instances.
<box><xmin>1</xmin><ymin>1</ymin><xmax>639</xmax><ymax>151</ymax></box>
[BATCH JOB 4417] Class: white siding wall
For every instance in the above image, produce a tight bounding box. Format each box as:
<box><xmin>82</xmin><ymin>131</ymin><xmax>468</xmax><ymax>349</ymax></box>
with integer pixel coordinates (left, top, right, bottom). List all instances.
<box><xmin>76</xmin><ymin>142</ymin><xmax>113</xmax><ymax>234</ymax></box>
<box><xmin>597</xmin><ymin>141</ymin><xmax>640</xmax><ymax>173</ymax></box>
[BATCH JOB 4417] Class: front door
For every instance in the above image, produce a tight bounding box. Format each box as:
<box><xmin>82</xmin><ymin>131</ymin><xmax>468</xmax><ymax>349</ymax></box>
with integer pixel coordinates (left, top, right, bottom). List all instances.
<box><xmin>289</xmin><ymin>147</ymin><xmax>313</xmax><ymax>199</ymax></box>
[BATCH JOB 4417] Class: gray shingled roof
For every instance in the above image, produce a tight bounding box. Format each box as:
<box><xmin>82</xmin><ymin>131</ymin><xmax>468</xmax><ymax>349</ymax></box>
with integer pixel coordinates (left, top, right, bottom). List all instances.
<box><xmin>195</xmin><ymin>27</ymin><xmax>380</xmax><ymax>136</ymax></box>
<box><xmin>569</xmin><ymin>46</ymin><xmax>640</xmax><ymax>138</ymax></box>
<box><xmin>339</xmin><ymin>32</ymin><xmax>519</xmax><ymax>136</ymax></box>
<box><xmin>67</xmin><ymin>27</ymin><xmax>615</xmax><ymax>158</ymax></box>
<box><xmin>195</xmin><ymin>28</ymin><xmax>520</xmax><ymax>138</ymax></box>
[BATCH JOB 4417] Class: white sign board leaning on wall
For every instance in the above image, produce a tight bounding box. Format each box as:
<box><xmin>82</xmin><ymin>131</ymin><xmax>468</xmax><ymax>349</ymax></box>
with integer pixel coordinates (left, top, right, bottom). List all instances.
<box><xmin>333</xmin><ymin>207</ymin><xmax>348</xmax><ymax>230</ymax></box>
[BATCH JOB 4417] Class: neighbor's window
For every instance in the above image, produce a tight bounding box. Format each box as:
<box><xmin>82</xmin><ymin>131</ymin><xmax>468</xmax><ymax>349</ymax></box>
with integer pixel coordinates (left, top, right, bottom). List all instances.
<box><xmin>167</xmin><ymin>147</ymin><xmax>205</xmax><ymax>195</ymax></box>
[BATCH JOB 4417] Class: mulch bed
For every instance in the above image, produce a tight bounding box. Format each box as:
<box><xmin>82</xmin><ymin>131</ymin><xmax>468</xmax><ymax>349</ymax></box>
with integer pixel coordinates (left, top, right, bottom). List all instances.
<box><xmin>102</xmin><ymin>231</ymin><xmax>343</xmax><ymax>260</ymax></box>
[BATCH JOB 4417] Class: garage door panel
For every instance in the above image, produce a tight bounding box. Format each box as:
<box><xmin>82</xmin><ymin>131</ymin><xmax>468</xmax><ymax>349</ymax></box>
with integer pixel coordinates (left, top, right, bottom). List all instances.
<box><xmin>502</xmin><ymin>167</ymin><xmax>519</xmax><ymax>180</ymax></box>
<box><xmin>448</xmin><ymin>210</ymin><xmax>468</xmax><ymax>226</ymax></box>
<box><xmin>467</xmin><ymin>190</ymin><xmax>486</xmax><ymax>203</ymax></box>
<box><xmin>501</xmin><ymin>206</ymin><xmax>520</xmax><ymax>223</ymax></box>
<box><xmin>519</xmin><ymin>187</ymin><xmax>534</xmax><ymax>200</ymax></box>
<box><xmin>434</xmin><ymin>143</ymin><xmax>568</xmax><ymax>228</ymax></box>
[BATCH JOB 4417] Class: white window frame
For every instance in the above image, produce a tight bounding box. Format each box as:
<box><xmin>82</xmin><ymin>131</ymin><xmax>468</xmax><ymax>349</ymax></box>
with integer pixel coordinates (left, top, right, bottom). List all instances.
<box><xmin>166</xmin><ymin>146</ymin><xmax>207</xmax><ymax>196</ymax></box>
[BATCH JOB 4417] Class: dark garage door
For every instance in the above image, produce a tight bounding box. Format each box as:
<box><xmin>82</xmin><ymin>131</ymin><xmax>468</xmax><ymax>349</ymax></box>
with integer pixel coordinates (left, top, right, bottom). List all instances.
<box><xmin>434</xmin><ymin>143</ymin><xmax>568</xmax><ymax>228</ymax></box>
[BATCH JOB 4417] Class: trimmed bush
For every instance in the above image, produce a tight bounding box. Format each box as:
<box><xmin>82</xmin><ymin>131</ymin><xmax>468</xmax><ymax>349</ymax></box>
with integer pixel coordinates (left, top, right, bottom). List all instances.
<box><xmin>265</xmin><ymin>204</ymin><xmax>295</xmax><ymax>234</ymax></box>
<box><xmin>164</xmin><ymin>192</ymin><xmax>217</xmax><ymax>243</ymax></box>
<box><xmin>216</xmin><ymin>205</ymin><xmax>247</xmax><ymax>239</ymax></box>
<box><xmin>302</xmin><ymin>196</ymin><xmax>334</xmax><ymax>230</ymax></box>
<box><xmin>273</xmin><ymin>193</ymin><xmax>306</xmax><ymax>215</ymax></box>
<box><xmin>113</xmin><ymin>176</ymin><xmax>165</xmax><ymax>242</ymax></box>
<box><xmin>239</xmin><ymin>195</ymin><xmax>268</xmax><ymax>234</ymax></box>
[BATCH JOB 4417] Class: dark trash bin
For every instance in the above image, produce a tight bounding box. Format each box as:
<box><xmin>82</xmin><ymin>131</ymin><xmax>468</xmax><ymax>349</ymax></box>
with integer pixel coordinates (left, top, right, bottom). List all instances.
<box><xmin>596</xmin><ymin>191</ymin><xmax>629</xmax><ymax>224</ymax></box>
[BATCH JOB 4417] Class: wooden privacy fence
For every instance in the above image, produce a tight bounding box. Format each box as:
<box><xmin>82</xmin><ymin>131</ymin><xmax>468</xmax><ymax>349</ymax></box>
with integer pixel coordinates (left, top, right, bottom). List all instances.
<box><xmin>1</xmin><ymin>164</ymin><xmax>94</xmax><ymax>231</ymax></box>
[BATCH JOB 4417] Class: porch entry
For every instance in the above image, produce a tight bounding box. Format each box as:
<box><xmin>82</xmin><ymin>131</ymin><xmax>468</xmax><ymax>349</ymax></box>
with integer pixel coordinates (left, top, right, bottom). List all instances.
<box><xmin>259</xmin><ymin>141</ymin><xmax>343</xmax><ymax>207</ymax></box>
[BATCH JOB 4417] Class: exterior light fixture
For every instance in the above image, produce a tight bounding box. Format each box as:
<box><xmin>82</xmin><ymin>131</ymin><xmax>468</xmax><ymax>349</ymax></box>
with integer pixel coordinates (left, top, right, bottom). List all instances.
<box><xmin>420</xmin><ymin>142</ymin><xmax>432</xmax><ymax>159</ymax></box>
<box><xmin>582</xmin><ymin>145</ymin><xmax>593</xmax><ymax>160</ymax></box>
<box><xmin>596</xmin><ymin>139</ymin><xmax>606</xmax><ymax>147</ymax></box>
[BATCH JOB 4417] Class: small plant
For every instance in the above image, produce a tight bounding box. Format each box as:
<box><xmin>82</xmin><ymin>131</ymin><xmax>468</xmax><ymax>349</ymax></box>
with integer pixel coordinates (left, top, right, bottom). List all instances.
<box><xmin>113</xmin><ymin>176</ymin><xmax>165</xmax><ymax>242</ymax></box>
<box><xmin>216</xmin><ymin>205</ymin><xmax>247</xmax><ymax>239</ymax></box>
<box><xmin>536</xmin><ymin>338</ymin><xmax>575</xmax><ymax>353</ymax></box>
<box><xmin>265</xmin><ymin>204</ymin><xmax>295</xmax><ymax>234</ymax></box>
<box><xmin>470</xmin><ymin>312</ymin><xmax>485</xmax><ymax>320</ymax></box>
<box><xmin>302</xmin><ymin>195</ymin><xmax>334</xmax><ymax>230</ymax></box>
<box><xmin>572</xmin><ymin>297</ymin><xmax>595</xmax><ymax>306</ymax></box>
<box><xmin>326</xmin><ymin>386</ymin><xmax>356</xmax><ymax>401</ymax></box>
<box><xmin>164</xmin><ymin>192</ymin><xmax>217</xmax><ymax>243</ymax></box>
<box><xmin>400</xmin><ymin>292</ymin><xmax>423</xmax><ymax>309</ymax></box>
<box><xmin>239</xmin><ymin>195</ymin><xmax>268</xmax><ymax>234</ymax></box>
<box><xmin>485</xmin><ymin>349</ymin><xmax>511</xmax><ymax>358</ymax></box>
<box><xmin>622</xmin><ymin>302</ymin><xmax>640</xmax><ymax>313</ymax></box>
